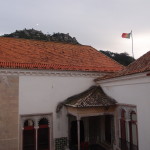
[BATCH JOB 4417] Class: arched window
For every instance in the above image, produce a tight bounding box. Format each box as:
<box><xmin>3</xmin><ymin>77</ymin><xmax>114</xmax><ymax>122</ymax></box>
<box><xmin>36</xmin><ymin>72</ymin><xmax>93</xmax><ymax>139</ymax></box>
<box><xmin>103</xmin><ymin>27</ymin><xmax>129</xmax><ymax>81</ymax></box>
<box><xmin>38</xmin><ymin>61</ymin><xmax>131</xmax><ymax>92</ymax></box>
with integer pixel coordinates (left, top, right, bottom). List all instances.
<box><xmin>23</xmin><ymin>119</ymin><xmax>35</xmax><ymax>150</ymax></box>
<box><xmin>39</xmin><ymin>118</ymin><xmax>49</xmax><ymax>127</ymax></box>
<box><xmin>120</xmin><ymin>109</ymin><xmax>127</xmax><ymax>150</ymax></box>
<box><xmin>129</xmin><ymin>111</ymin><xmax>138</xmax><ymax>150</ymax></box>
<box><xmin>24</xmin><ymin>119</ymin><xmax>34</xmax><ymax>128</ymax></box>
<box><xmin>38</xmin><ymin>118</ymin><xmax>49</xmax><ymax>150</ymax></box>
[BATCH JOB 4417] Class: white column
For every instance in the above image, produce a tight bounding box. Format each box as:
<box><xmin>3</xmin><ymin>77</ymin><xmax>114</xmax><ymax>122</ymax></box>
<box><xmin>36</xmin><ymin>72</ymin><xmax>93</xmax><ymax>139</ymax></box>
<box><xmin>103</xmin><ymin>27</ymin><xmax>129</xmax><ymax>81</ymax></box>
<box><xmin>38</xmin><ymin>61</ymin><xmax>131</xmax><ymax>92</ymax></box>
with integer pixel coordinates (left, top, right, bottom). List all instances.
<box><xmin>126</xmin><ymin>120</ymin><xmax>130</xmax><ymax>143</ymax></box>
<box><xmin>77</xmin><ymin>116</ymin><xmax>81</xmax><ymax>150</ymax></box>
<box><xmin>114</xmin><ymin>109</ymin><xmax>120</xmax><ymax>150</ymax></box>
<box><xmin>48</xmin><ymin>124</ymin><xmax>52</xmax><ymax>150</ymax></box>
<box><xmin>35</xmin><ymin>127</ymin><xmax>39</xmax><ymax>150</ymax></box>
<box><xmin>113</xmin><ymin>114</ymin><xmax>118</xmax><ymax>150</ymax></box>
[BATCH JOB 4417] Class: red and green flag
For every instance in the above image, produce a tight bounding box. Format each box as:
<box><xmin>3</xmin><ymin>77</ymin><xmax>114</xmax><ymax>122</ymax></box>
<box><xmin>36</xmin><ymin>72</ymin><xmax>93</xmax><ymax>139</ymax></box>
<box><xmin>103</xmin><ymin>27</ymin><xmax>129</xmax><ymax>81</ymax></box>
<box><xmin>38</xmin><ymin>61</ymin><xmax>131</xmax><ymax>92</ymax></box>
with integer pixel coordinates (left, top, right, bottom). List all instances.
<box><xmin>122</xmin><ymin>33</ymin><xmax>131</xmax><ymax>38</ymax></box>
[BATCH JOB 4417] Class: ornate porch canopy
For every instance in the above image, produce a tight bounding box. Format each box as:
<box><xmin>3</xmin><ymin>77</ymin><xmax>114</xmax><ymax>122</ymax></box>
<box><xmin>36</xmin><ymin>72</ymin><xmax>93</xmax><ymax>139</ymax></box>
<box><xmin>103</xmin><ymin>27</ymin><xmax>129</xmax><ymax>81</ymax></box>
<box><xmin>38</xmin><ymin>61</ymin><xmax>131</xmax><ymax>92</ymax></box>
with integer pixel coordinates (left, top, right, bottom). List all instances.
<box><xmin>56</xmin><ymin>86</ymin><xmax>117</xmax><ymax>114</ymax></box>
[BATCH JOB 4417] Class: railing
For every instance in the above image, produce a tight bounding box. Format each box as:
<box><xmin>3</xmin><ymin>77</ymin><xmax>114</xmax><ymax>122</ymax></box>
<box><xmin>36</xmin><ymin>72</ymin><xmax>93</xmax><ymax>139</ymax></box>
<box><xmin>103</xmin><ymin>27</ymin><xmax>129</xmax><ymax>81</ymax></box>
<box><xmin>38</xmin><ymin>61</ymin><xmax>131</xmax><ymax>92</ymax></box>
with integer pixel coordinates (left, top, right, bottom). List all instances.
<box><xmin>119</xmin><ymin>138</ymin><xmax>138</xmax><ymax>150</ymax></box>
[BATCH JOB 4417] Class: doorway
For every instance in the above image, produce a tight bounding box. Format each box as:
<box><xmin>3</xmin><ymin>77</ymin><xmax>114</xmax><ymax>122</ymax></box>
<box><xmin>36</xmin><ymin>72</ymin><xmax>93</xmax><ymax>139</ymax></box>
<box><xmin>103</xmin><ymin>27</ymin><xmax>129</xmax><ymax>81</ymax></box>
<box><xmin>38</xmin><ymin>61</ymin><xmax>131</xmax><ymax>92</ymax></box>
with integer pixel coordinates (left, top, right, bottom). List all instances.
<box><xmin>105</xmin><ymin>115</ymin><xmax>112</xmax><ymax>144</ymax></box>
<box><xmin>70</xmin><ymin>120</ymin><xmax>85</xmax><ymax>146</ymax></box>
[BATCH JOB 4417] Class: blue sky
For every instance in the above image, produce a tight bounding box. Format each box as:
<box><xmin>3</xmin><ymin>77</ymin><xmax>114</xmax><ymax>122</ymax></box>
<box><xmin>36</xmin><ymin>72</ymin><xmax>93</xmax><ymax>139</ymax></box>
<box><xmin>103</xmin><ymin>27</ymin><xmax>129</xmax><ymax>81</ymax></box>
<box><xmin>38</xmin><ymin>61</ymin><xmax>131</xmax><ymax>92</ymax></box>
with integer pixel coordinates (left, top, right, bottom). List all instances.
<box><xmin>1</xmin><ymin>0</ymin><xmax>150</xmax><ymax>58</ymax></box>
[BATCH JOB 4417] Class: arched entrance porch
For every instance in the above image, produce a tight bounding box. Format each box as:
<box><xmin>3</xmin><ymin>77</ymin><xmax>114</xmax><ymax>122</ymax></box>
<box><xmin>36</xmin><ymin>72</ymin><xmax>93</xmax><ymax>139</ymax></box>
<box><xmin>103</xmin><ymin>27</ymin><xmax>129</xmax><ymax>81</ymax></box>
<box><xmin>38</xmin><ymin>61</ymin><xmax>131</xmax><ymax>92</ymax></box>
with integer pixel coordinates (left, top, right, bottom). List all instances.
<box><xmin>67</xmin><ymin>106</ymin><xmax>116</xmax><ymax>150</ymax></box>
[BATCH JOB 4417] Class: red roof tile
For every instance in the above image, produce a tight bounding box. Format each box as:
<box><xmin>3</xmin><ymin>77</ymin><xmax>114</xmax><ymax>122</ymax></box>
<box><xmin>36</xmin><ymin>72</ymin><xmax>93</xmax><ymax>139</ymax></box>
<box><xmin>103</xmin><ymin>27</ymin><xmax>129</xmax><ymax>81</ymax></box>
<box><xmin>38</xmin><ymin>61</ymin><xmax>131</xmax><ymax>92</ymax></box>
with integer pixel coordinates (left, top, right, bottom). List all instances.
<box><xmin>95</xmin><ymin>51</ymin><xmax>150</xmax><ymax>80</ymax></box>
<box><xmin>0</xmin><ymin>37</ymin><xmax>123</xmax><ymax>72</ymax></box>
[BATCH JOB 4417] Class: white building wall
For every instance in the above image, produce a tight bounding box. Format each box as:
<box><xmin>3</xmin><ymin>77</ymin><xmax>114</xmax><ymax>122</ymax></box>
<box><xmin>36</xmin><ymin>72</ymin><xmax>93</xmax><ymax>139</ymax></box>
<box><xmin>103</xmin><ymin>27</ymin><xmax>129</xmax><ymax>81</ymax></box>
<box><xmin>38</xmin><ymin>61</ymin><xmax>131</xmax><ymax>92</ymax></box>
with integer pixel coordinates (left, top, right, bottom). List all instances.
<box><xmin>100</xmin><ymin>73</ymin><xmax>150</xmax><ymax>150</ymax></box>
<box><xmin>19</xmin><ymin>74</ymin><xmax>96</xmax><ymax>138</ymax></box>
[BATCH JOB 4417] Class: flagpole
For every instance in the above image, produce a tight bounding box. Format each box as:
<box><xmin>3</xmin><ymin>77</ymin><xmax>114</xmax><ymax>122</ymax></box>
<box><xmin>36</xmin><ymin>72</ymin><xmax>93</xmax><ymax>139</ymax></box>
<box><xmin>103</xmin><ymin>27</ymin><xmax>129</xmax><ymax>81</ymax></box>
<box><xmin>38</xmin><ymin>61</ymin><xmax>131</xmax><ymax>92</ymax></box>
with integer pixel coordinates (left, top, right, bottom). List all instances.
<box><xmin>131</xmin><ymin>30</ymin><xmax>134</xmax><ymax>58</ymax></box>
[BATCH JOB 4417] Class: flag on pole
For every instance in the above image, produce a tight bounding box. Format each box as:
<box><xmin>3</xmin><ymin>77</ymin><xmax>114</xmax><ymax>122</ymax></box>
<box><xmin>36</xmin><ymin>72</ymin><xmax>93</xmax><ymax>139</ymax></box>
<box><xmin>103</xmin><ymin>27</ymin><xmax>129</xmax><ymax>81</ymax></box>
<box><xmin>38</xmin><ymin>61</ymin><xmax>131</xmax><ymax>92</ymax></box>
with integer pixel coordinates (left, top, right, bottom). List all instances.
<box><xmin>121</xmin><ymin>30</ymin><xmax>134</xmax><ymax>58</ymax></box>
<box><xmin>122</xmin><ymin>33</ymin><xmax>131</xmax><ymax>38</ymax></box>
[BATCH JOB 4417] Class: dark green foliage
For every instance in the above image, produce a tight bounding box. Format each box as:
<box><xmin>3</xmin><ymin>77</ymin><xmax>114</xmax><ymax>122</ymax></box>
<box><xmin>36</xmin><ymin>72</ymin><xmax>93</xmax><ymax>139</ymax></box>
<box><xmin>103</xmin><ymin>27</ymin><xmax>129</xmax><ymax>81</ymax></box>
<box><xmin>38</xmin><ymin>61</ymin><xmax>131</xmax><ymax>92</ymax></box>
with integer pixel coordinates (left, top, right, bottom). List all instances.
<box><xmin>100</xmin><ymin>50</ymin><xmax>135</xmax><ymax>66</ymax></box>
<box><xmin>2</xmin><ymin>29</ymin><xmax>80</xmax><ymax>44</ymax></box>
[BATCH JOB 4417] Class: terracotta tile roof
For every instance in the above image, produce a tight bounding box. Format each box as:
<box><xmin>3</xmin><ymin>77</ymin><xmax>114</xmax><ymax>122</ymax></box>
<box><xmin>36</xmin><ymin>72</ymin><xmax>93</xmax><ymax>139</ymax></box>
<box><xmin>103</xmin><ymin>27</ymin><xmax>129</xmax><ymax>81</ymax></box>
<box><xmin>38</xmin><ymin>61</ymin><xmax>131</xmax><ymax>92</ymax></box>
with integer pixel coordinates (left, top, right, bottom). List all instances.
<box><xmin>95</xmin><ymin>51</ymin><xmax>150</xmax><ymax>81</ymax></box>
<box><xmin>0</xmin><ymin>37</ymin><xmax>123</xmax><ymax>72</ymax></box>
<box><xmin>56</xmin><ymin>86</ymin><xmax>117</xmax><ymax>112</ymax></box>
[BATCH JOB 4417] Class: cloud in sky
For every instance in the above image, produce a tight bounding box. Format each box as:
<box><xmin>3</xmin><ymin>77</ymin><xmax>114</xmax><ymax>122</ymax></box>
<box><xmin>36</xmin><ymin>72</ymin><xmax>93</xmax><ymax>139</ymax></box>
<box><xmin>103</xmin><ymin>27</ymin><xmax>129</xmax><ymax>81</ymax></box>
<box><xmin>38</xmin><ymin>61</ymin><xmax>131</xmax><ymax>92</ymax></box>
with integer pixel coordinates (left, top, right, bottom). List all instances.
<box><xmin>1</xmin><ymin>0</ymin><xmax>150</xmax><ymax>58</ymax></box>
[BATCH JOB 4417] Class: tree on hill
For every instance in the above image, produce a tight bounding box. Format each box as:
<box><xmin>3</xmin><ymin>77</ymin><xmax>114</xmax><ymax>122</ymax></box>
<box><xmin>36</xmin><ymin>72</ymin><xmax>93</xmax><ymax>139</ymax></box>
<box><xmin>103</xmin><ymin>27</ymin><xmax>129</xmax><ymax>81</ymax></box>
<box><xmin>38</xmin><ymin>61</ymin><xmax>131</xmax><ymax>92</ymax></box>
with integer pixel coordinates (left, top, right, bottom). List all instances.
<box><xmin>2</xmin><ymin>28</ymin><xmax>80</xmax><ymax>44</ymax></box>
<box><xmin>100</xmin><ymin>50</ymin><xmax>135</xmax><ymax>66</ymax></box>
